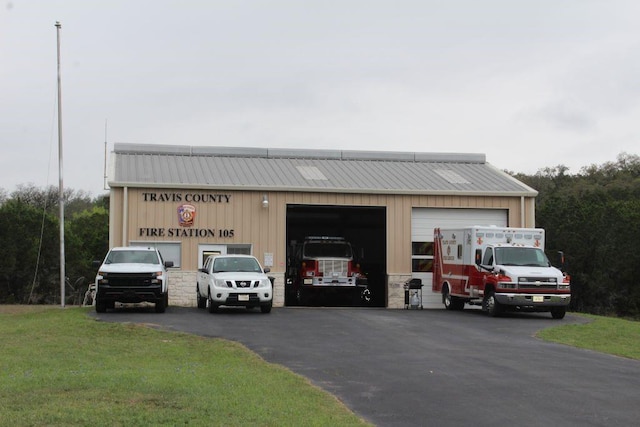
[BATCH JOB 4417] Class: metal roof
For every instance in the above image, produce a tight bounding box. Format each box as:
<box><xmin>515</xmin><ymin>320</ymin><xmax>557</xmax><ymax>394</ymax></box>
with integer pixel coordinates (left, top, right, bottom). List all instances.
<box><xmin>109</xmin><ymin>143</ymin><xmax>537</xmax><ymax>196</ymax></box>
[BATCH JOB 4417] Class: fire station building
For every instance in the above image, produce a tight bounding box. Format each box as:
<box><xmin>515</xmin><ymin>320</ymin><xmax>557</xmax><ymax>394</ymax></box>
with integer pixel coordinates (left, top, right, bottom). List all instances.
<box><xmin>107</xmin><ymin>143</ymin><xmax>537</xmax><ymax>308</ymax></box>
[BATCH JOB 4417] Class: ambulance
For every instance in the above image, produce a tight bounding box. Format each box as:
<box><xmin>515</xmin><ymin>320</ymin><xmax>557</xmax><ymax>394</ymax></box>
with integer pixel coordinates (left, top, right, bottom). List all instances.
<box><xmin>432</xmin><ymin>226</ymin><xmax>571</xmax><ymax>318</ymax></box>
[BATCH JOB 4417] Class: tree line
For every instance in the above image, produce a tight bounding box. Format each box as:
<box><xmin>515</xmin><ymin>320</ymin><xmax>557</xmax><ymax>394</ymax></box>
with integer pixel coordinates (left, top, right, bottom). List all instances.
<box><xmin>0</xmin><ymin>185</ymin><xmax>109</xmax><ymax>304</ymax></box>
<box><xmin>1</xmin><ymin>153</ymin><xmax>638</xmax><ymax>316</ymax></box>
<box><xmin>513</xmin><ymin>153</ymin><xmax>640</xmax><ymax>318</ymax></box>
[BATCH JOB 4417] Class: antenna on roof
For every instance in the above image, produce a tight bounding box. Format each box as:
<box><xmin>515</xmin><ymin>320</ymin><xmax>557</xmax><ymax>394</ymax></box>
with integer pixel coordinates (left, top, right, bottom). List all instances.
<box><xmin>103</xmin><ymin>119</ymin><xmax>108</xmax><ymax>190</ymax></box>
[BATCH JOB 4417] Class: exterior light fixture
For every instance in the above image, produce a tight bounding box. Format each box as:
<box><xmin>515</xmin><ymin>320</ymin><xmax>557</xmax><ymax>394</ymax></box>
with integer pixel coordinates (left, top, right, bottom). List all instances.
<box><xmin>262</xmin><ymin>194</ymin><xmax>269</xmax><ymax>209</ymax></box>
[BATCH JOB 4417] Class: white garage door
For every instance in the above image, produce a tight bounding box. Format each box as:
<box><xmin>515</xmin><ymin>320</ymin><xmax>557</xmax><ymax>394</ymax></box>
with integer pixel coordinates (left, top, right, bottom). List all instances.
<box><xmin>411</xmin><ymin>208</ymin><xmax>508</xmax><ymax>307</ymax></box>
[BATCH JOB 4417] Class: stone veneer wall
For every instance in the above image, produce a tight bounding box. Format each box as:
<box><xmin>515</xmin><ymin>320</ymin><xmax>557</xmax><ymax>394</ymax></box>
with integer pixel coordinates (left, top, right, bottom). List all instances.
<box><xmin>168</xmin><ymin>271</ymin><xmax>197</xmax><ymax>307</ymax></box>
<box><xmin>387</xmin><ymin>275</ymin><xmax>412</xmax><ymax>309</ymax></box>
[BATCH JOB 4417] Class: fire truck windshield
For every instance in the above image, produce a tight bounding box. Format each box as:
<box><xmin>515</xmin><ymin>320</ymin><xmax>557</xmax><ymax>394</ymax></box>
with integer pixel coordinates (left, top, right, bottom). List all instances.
<box><xmin>495</xmin><ymin>247</ymin><xmax>550</xmax><ymax>267</ymax></box>
<box><xmin>304</xmin><ymin>242</ymin><xmax>353</xmax><ymax>258</ymax></box>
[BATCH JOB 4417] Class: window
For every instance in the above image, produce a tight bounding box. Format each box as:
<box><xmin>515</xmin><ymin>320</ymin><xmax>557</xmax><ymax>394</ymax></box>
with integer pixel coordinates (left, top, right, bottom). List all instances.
<box><xmin>227</xmin><ymin>245</ymin><xmax>251</xmax><ymax>255</ymax></box>
<box><xmin>412</xmin><ymin>242</ymin><xmax>434</xmax><ymax>273</ymax></box>
<box><xmin>106</xmin><ymin>250</ymin><xmax>159</xmax><ymax>265</ymax></box>
<box><xmin>130</xmin><ymin>241</ymin><xmax>181</xmax><ymax>268</ymax></box>
<box><xmin>304</xmin><ymin>242</ymin><xmax>352</xmax><ymax>258</ymax></box>
<box><xmin>482</xmin><ymin>248</ymin><xmax>494</xmax><ymax>266</ymax></box>
<box><xmin>199</xmin><ymin>244</ymin><xmax>252</xmax><ymax>268</ymax></box>
<box><xmin>495</xmin><ymin>247</ymin><xmax>550</xmax><ymax>267</ymax></box>
<box><xmin>213</xmin><ymin>256</ymin><xmax>261</xmax><ymax>273</ymax></box>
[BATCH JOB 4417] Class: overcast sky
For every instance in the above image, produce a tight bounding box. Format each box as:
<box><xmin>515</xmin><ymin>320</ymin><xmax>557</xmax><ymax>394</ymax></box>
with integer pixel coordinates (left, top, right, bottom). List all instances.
<box><xmin>2</xmin><ymin>1</ymin><xmax>639</xmax><ymax>197</ymax></box>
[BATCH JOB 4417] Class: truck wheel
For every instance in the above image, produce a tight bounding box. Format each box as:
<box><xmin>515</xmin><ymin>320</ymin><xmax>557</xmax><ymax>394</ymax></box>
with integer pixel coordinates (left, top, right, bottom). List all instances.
<box><xmin>361</xmin><ymin>288</ymin><xmax>372</xmax><ymax>304</ymax></box>
<box><xmin>207</xmin><ymin>291</ymin><xmax>219</xmax><ymax>313</ymax></box>
<box><xmin>196</xmin><ymin>287</ymin><xmax>206</xmax><ymax>309</ymax></box>
<box><xmin>550</xmin><ymin>307</ymin><xmax>566</xmax><ymax>319</ymax></box>
<box><xmin>483</xmin><ymin>290</ymin><xmax>502</xmax><ymax>317</ymax></box>
<box><xmin>260</xmin><ymin>301</ymin><xmax>272</xmax><ymax>314</ymax></box>
<box><xmin>443</xmin><ymin>286</ymin><xmax>453</xmax><ymax>310</ymax></box>
<box><xmin>443</xmin><ymin>286</ymin><xmax>465</xmax><ymax>311</ymax></box>
<box><xmin>155</xmin><ymin>294</ymin><xmax>167</xmax><ymax>313</ymax></box>
<box><xmin>95</xmin><ymin>298</ymin><xmax>107</xmax><ymax>313</ymax></box>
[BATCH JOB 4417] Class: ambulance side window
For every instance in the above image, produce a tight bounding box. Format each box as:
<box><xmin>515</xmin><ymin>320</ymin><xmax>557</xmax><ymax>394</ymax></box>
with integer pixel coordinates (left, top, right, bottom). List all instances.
<box><xmin>482</xmin><ymin>248</ymin><xmax>494</xmax><ymax>266</ymax></box>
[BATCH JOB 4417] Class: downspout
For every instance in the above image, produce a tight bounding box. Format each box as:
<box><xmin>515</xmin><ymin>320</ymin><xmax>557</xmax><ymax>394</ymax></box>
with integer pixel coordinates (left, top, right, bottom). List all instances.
<box><xmin>108</xmin><ymin>188</ymin><xmax>116</xmax><ymax>248</ymax></box>
<box><xmin>122</xmin><ymin>186</ymin><xmax>128</xmax><ymax>246</ymax></box>
<box><xmin>520</xmin><ymin>196</ymin><xmax>525</xmax><ymax>227</ymax></box>
<box><xmin>529</xmin><ymin>196</ymin><xmax>536</xmax><ymax>227</ymax></box>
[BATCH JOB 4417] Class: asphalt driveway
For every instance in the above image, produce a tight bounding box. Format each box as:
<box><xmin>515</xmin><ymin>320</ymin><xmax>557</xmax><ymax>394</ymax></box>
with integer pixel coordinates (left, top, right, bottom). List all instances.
<box><xmin>92</xmin><ymin>307</ymin><xmax>640</xmax><ymax>426</ymax></box>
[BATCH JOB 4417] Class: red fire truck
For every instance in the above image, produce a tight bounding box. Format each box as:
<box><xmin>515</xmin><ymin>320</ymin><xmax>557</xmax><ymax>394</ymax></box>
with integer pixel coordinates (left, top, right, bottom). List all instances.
<box><xmin>432</xmin><ymin>226</ymin><xmax>571</xmax><ymax>318</ymax></box>
<box><xmin>285</xmin><ymin>236</ymin><xmax>371</xmax><ymax>305</ymax></box>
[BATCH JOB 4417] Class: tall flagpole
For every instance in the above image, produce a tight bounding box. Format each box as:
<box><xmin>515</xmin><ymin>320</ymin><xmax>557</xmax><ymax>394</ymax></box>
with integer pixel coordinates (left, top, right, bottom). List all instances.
<box><xmin>56</xmin><ymin>21</ymin><xmax>66</xmax><ymax>308</ymax></box>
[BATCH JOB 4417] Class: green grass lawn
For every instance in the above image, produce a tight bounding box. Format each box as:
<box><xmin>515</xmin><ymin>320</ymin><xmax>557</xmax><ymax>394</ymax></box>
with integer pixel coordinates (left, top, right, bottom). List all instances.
<box><xmin>0</xmin><ymin>307</ymin><xmax>370</xmax><ymax>427</ymax></box>
<box><xmin>537</xmin><ymin>313</ymin><xmax>640</xmax><ymax>360</ymax></box>
<box><xmin>2</xmin><ymin>307</ymin><xmax>638</xmax><ymax>426</ymax></box>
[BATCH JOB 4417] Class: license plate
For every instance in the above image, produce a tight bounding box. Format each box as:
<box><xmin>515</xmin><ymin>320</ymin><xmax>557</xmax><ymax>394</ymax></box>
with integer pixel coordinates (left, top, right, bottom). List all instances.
<box><xmin>238</xmin><ymin>294</ymin><xmax>249</xmax><ymax>301</ymax></box>
<box><xmin>533</xmin><ymin>295</ymin><xmax>544</xmax><ymax>303</ymax></box>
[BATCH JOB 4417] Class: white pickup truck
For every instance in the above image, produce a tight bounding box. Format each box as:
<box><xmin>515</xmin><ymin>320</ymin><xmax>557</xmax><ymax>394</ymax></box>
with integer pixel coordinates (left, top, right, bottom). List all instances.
<box><xmin>93</xmin><ymin>246</ymin><xmax>173</xmax><ymax>313</ymax></box>
<box><xmin>197</xmin><ymin>254</ymin><xmax>273</xmax><ymax>313</ymax></box>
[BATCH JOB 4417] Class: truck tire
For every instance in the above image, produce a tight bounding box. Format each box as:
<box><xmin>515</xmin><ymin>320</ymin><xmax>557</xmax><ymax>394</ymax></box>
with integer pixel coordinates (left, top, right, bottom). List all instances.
<box><xmin>361</xmin><ymin>288</ymin><xmax>372</xmax><ymax>305</ymax></box>
<box><xmin>443</xmin><ymin>285</ymin><xmax>464</xmax><ymax>311</ymax></box>
<box><xmin>483</xmin><ymin>290</ymin><xmax>502</xmax><ymax>317</ymax></box>
<box><xmin>260</xmin><ymin>301</ymin><xmax>272</xmax><ymax>313</ymax></box>
<box><xmin>196</xmin><ymin>286</ymin><xmax>207</xmax><ymax>309</ymax></box>
<box><xmin>155</xmin><ymin>293</ymin><xmax>167</xmax><ymax>313</ymax></box>
<box><xmin>95</xmin><ymin>298</ymin><xmax>107</xmax><ymax>313</ymax></box>
<box><xmin>550</xmin><ymin>307</ymin><xmax>566</xmax><ymax>319</ymax></box>
<box><xmin>207</xmin><ymin>291</ymin><xmax>219</xmax><ymax>313</ymax></box>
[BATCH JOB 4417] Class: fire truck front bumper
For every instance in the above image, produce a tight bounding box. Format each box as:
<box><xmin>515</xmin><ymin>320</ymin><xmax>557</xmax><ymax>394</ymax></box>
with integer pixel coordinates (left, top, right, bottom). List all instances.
<box><xmin>495</xmin><ymin>293</ymin><xmax>571</xmax><ymax>307</ymax></box>
<box><xmin>302</xmin><ymin>276</ymin><xmax>367</xmax><ymax>287</ymax></box>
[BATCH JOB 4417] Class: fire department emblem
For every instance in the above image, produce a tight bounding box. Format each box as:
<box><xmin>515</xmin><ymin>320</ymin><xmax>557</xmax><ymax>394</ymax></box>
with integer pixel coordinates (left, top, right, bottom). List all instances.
<box><xmin>177</xmin><ymin>204</ymin><xmax>196</xmax><ymax>227</ymax></box>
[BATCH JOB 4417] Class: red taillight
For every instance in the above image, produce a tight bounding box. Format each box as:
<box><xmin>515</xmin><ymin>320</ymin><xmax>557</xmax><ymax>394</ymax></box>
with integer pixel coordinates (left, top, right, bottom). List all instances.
<box><xmin>348</xmin><ymin>261</ymin><xmax>357</xmax><ymax>274</ymax></box>
<box><xmin>302</xmin><ymin>260</ymin><xmax>318</xmax><ymax>277</ymax></box>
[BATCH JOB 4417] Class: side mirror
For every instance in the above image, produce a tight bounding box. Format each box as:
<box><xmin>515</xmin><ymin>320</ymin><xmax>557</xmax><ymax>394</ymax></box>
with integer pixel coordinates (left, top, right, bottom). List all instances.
<box><xmin>264</xmin><ymin>267</ymin><xmax>271</xmax><ymax>273</ymax></box>
<box><xmin>164</xmin><ymin>261</ymin><xmax>174</xmax><ymax>268</ymax></box>
<box><xmin>558</xmin><ymin>251</ymin><xmax>565</xmax><ymax>271</ymax></box>
<box><xmin>474</xmin><ymin>249</ymin><xmax>482</xmax><ymax>266</ymax></box>
<box><xmin>92</xmin><ymin>260</ymin><xmax>102</xmax><ymax>268</ymax></box>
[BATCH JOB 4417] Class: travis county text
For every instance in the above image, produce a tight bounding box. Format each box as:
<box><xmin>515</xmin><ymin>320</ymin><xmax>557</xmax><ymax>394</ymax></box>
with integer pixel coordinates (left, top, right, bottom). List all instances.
<box><xmin>142</xmin><ymin>192</ymin><xmax>231</xmax><ymax>203</ymax></box>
